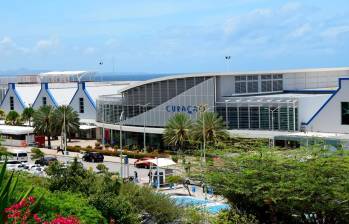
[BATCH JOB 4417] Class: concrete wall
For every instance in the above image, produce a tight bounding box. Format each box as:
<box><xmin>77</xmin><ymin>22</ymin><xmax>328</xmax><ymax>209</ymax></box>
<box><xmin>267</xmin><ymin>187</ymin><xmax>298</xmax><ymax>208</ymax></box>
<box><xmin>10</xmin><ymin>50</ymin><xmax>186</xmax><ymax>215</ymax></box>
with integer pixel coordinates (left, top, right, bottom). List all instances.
<box><xmin>283</xmin><ymin>70</ymin><xmax>349</xmax><ymax>90</ymax></box>
<box><xmin>0</xmin><ymin>83</ymin><xmax>25</xmax><ymax>113</ymax></box>
<box><xmin>69</xmin><ymin>82</ymin><xmax>96</xmax><ymax>120</ymax></box>
<box><xmin>215</xmin><ymin>69</ymin><xmax>349</xmax><ymax>101</ymax></box>
<box><xmin>297</xmin><ymin>94</ymin><xmax>331</xmax><ymax>126</ymax></box>
<box><xmin>306</xmin><ymin>79</ymin><xmax>349</xmax><ymax>133</ymax></box>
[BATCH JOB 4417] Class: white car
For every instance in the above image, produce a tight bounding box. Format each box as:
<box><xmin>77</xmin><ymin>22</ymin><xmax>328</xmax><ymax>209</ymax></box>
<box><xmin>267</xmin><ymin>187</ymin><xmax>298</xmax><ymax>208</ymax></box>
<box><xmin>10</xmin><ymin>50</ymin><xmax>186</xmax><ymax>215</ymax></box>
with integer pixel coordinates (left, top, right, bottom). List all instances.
<box><xmin>28</xmin><ymin>166</ymin><xmax>46</xmax><ymax>177</ymax></box>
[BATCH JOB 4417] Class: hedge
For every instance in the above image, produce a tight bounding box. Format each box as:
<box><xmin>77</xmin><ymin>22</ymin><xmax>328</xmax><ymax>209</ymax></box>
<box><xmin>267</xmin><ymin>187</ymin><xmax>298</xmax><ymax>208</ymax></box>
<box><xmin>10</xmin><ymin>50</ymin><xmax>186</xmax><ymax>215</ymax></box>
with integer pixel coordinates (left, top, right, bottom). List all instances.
<box><xmin>67</xmin><ymin>146</ymin><xmax>170</xmax><ymax>159</ymax></box>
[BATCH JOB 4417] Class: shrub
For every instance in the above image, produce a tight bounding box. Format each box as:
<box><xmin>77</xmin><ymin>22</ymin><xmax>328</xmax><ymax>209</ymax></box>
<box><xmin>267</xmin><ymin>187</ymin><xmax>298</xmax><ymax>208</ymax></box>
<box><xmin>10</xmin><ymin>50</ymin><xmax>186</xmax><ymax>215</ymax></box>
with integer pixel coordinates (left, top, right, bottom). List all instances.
<box><xmin>171</xmin><ymin>155</ymin><xmax>179</xmax><ymax>163</ymax></box>
<box><xmin>31</xmin><ymin>147</ymin><xmax>45</xmax><ymax>160</ymax></box>
<box><xmin>120</xmin><ymin>183</ymin><xmax>180</xmax><ymax>224</ymax></box>
<box><xmin>166</xmin><ymin>175</ymin><xmax>183</xmax><ymax>184</ymax></box>
<box><xmin>40</xmin><ymin>191</ymin><xmax>105</xmax><ymax>223</ymax></box>
<box><xmin>86</xmin><ymin>145</ymin><xmax>92</xmax><ymax>149</ymax></box>
<box><xmin>95</xmin><ymin>142</ymin><xmax>101</xmax><ymax>147</ymax></box>
<box><xmin>104</xmin><ymin>143</ymin><xmax>110</xmax><ymax>148</ymax></box>
<box><xmin>89</xmin><ymin>193</ymin><xmax>138</xmax><ymax>224</ymax></box>
<box><xmin>96</xmin><ymin>164</ymin><xmax>108</xmax><ymax>173</ymax></box>
<box><xmin>207</xmin><ymin>148</ymin><xmax>349</xmax><ymax>223</ymax></box>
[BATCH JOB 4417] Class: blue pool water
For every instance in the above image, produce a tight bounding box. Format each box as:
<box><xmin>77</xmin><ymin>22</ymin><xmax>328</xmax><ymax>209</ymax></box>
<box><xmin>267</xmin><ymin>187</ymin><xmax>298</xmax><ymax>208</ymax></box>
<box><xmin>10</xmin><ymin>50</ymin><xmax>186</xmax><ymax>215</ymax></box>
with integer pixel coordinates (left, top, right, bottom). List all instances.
<box><xmin>171</xmin><ymin>196</ymin><xmax>229</xmax><ymax>214</ymax></box>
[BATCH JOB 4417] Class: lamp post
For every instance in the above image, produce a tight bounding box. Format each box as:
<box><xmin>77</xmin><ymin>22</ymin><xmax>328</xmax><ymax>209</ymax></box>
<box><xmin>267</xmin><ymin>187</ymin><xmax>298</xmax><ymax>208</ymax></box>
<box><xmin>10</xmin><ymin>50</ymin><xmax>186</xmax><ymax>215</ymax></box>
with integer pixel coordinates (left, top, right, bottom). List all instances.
<box><xmin>137</xmin><ymin>103</ymin><xmax>150</xmax><ymax>153</ymax></box>
<box><xmin>119</xmin><ymin>111</ymin><xmax>124</xmax><ymax>178</ymax></box>
<box><xmin>225</xmin><ymin>56</ymin><xmax>231</xmax><ymax>72</ymax></box>
<box><xmin>225</xmin><ymin>99</ymin><xmax>231</xmax><ymax>129</ymax></box>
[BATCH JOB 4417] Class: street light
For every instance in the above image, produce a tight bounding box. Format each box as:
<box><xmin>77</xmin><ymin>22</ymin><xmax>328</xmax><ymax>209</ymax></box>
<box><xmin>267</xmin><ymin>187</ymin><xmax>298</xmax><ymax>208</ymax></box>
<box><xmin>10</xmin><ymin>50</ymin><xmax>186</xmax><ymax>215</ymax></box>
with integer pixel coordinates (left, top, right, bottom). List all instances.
<box><xmin>200</xmin><ymin>104</ymin><xmax>215</xmax><ymax>224</ymax></box>
<box><xmin>225</xmin><ymin>99</ymin><xmax>231</xmax><ymax>129</ymax></box>
<box><xmin>137</xmin><ymin>103</ymin><xmax>150</xmax><ymax>152</ymax></box>
<box><xmin>225</xmin><ymin>56</ymin><xmax>231</xmax><ymax>72</ymax></box>
<box><xmin>119</xmin><ymin>111</ymin><xmax>124</xmax><ymax>178</ymax></box>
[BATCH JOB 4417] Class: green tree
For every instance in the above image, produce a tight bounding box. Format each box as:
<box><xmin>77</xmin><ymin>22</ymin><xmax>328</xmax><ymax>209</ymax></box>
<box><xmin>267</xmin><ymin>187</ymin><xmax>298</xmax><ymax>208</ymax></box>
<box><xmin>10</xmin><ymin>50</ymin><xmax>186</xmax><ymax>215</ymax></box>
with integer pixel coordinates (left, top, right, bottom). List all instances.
<box><xmin>163</xmin><ymin>113</ymin><xmax>193</xmax><ymax>153</ymax></box>
<box><xmin>21</xmin><ymin>107</ymin><xmax>35</xmax><ymax>126</ymax></box>
<box><xmin>5</xmin><ymin>110</ymin><xmax>21</xmax><ymax>125</ymax></box>
<box><xmin>0</xmin><ymin>109</ymin><xmax>5</xmax><ymax>120</ymax></box>
<box><xmin>33</xmin><ymin>105</ymin><xmax>55</xmax><ymax>149</ymax></box>
<box><xmin>30</xmin><ymin>147</ymin><xmax>44</xmax><ymax>160</ymax></box>
<box><xmin>193</xmin><ymin>112</ymin><xmax>229</xmax><ymax>145</ymax></box>
<box><xmin>53</xmin><ymin>105</ymin><xmax>80</xmax><ymax>143</ymax></box>
<box><xmin>206</xmin><ymin>148</ymin><xmax>349</xmax><ymax>224</ymax></box>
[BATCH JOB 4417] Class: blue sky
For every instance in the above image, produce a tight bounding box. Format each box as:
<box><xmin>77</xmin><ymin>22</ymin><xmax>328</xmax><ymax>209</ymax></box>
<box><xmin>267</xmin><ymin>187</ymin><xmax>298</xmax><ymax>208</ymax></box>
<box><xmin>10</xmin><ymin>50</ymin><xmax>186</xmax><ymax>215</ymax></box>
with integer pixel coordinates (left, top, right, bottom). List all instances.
<box><xmin>0</xmin><ymin>0</ymin><xmax>349</xmax><ymax>74</ymax></box>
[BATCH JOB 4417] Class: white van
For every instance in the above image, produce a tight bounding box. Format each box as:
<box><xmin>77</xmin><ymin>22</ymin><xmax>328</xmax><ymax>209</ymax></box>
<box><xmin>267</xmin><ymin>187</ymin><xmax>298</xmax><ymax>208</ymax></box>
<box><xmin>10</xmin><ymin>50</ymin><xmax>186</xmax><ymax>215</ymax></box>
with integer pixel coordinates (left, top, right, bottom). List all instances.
<box><xmin>5</xmin><ymin>149</ymin><xmax>28</xmax><ymax>162</ymax></box>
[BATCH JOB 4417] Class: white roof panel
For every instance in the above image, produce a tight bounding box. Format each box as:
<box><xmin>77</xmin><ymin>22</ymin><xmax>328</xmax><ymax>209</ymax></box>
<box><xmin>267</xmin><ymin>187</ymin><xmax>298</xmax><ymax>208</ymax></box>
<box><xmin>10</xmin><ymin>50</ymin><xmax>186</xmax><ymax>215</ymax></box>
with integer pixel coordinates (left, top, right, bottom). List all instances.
<box><xmin>0</xmin><ymin>125</ymin><xmax>34</xmax><ymax>135</ymax></box>
<box><xmin>49</xmin><ymin>85</ymin><xmax>77</xmax><ymax>106</ymax></box>
<box><xmin>86</xmin><ymin>82</ymin><xmax>132</xmax><ymax>102</ymax></box>
<box><xmin>16</xmin><ymin>84</ymin><xmax>41</xmax><ymax>107</ymax></box>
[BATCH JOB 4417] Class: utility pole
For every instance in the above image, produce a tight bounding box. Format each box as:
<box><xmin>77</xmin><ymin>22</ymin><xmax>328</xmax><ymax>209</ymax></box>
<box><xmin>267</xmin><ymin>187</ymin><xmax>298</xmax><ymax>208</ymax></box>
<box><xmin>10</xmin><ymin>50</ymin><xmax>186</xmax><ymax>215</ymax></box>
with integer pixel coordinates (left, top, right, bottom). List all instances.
<box><xmin>119</xmin><ymin>111</ymin><xmax>124</xmax><ymax>179</ymax></box>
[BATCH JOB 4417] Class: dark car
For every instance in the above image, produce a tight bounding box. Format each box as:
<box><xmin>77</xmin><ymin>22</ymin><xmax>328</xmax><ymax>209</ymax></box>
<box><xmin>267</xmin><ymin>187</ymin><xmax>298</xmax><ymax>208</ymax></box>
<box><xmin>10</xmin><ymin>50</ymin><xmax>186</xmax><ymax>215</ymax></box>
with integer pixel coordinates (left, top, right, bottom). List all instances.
<box><xmin>82</xmin><ymin>152</ymin><xmax>104</xmax><ymax>163</ymax></box>
<box><xmin>35</xmin><ymin>157</ymin><xmax>58</xmax><ymax>166</ymax></box>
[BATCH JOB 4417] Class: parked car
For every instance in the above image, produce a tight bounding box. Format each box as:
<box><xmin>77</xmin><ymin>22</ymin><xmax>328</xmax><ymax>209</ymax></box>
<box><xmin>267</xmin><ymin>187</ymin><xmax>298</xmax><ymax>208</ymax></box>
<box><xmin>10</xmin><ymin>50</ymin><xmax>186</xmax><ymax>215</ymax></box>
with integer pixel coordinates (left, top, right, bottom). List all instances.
<box><xmin>134</xmin><ymin>157</ymin><xmax>154</xmax><ymax>168</ymax></box>
<box><xmin>82</xmin><ymin>152</ymin><xmax>104</xmax><ymax>163</ymax></box>
<box><xmin>35</xmin><ymin>157</ymin><xmax>58</xmax><ymax>166</ymax></box>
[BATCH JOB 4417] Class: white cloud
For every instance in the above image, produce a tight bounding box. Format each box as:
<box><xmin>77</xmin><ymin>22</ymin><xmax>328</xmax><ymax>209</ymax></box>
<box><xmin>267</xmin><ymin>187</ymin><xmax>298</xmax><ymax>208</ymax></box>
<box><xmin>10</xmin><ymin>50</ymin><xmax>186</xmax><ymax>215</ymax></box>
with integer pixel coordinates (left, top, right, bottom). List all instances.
<box><xmin>321</xmin><ymin>25</ymin><xmax>349</xmax><ymax>39</ymax></box>
<box><xmin>290</xmin><ymin>23</ymin><xmax>312</xmax><ymax>38</ymax></box>
<box><xmin>83</xmin><ymin>47</ymin><xmax>96</xmax><ymax>54</ymax></box>
<box><xmin>35</xmin><ymin>38</ymin><xmax>59</xmax><ymax>51</ymax></box>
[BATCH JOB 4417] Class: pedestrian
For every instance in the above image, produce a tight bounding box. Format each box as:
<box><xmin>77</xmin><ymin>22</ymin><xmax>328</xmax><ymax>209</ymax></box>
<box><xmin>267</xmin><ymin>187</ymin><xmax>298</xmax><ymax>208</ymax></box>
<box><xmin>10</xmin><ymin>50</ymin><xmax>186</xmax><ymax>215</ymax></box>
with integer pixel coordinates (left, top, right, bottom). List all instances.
<box><xmin>148</xmin><ymin>171</ymin><xmax>152</xmax><ymax>183</ymax></box>
<box><xmin>134</xmin><ymin>171</ymin><xmax>138</xmax><ymax>183</ymax></box>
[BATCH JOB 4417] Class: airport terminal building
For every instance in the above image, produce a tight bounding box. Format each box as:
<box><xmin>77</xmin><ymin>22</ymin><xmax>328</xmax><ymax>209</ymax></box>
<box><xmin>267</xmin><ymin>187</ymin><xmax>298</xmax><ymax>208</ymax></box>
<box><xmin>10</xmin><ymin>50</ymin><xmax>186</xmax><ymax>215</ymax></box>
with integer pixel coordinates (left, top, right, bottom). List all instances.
<box><xmin>96</xmin><ymin>67</ymin><xmax>349</xmax><ymax>148</ymax></box>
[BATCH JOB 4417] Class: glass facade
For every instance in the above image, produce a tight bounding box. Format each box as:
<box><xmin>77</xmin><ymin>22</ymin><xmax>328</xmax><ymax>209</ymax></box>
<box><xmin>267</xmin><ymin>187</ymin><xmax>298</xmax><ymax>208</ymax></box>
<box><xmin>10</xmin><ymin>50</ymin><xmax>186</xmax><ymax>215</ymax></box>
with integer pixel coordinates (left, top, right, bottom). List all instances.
<box><xmin>216</xmin><ymin>99</ymin><xmax>298</xmax><ymax>131</ymax></box>
<box><xmin>97</xmin><ymin>76</ymin><xmax>211</xmax><ymax>124</ymax></box>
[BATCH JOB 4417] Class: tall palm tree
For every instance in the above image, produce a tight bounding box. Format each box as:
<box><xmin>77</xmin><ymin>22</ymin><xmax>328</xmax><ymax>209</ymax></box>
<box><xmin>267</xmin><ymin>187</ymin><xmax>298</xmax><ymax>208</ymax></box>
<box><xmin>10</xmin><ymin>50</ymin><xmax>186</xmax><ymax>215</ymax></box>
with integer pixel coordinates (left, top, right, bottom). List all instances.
<box><xmin>5</xmin><ymin>111</ymin><xmax>21</xmax><ymax>125</ymax></box>
<box><xmin>163</xmin><ymin>113</ymin><xmax>193</xmax><ymax>153</ymax></box>
<box><xmin>53</xmin><ymin>105</ymin><xmax>80</xmax><ymax>145</ymax></box>
<box><xmin>22</xmin><ymin>107</ymin><xmax>35</xmax><ymax>126</ymax></box>
<box><xmin>192</xmin><ymin>112</ymin><xmax>229</xmax><ymax>145</ymax></box>
<box><xmin>33</xmin><ymin>105</ymin><xmax>55</xmax><ymax>149</ymax></box>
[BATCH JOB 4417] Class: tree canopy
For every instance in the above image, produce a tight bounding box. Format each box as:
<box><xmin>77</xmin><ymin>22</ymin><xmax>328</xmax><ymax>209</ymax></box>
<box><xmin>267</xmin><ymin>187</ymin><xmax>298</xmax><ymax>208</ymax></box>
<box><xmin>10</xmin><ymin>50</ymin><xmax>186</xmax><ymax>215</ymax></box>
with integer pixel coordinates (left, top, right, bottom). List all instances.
<box><xmin>206</xmin><ymin>147</ymin><xmax>349</xmax><ymax>224</ymax></box>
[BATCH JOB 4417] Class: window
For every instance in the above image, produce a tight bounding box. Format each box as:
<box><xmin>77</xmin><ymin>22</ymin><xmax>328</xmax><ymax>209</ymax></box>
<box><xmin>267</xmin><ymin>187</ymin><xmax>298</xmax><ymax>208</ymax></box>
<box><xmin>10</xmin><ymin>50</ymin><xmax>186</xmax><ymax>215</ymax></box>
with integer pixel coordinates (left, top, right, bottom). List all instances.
<box><xmin>79</xmin><ymin>97</ymin><xmax>84</xmax><ymax>113</ymax></box>
<box><xmin>42</xmin><ymin>97</ymin><xmax>47</xmax><ymax>106</ymax></box>
<box><xmin>235</xmin><ymin>75</ymin><xmax>258</xmax><ymax>94</ymax></box>
<box><xmin>261</xmin><ymin>74</ymin><xmax>283</xmax><ymax>92</ymax></box>
<box><xmin>247</xmin><ymin>75</ymin><xmax>258</xmax><ymax>93</ymax></box>
<box><xmin>9</xmin><ymin>96</ymin><xmax>14</xmax><ymax>110</ymax></box>
<box><xmin>341</xmin><ymin>102</ymin><xmax>349</xmax><ymax>125</ymax></box>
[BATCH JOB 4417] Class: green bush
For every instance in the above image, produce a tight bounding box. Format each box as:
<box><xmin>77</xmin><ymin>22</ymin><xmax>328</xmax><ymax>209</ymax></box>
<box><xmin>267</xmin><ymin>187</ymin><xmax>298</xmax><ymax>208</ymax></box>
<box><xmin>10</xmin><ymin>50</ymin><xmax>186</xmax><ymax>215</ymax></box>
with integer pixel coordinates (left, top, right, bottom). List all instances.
<box><xmin>207</xmin><ymin>148</ymin><xmax>349</xmax><ymax>223</ymax></box>
<box><xmin>120</xmin><ymin>183</ymin><xmax>180</xmax><ymax>224</ymax></box>
<box><xmin>89</xmin><ymin>193</ymin><xmax>138</xmax><ymax>224</ymax></box>
<box><xmin>13</xmin><ymin>173</ymin><xmax>105</xmax><ymax>224</ymax></box>
<box><xmin>39</xmin><ymin>191</ymin><xmax>106</xmax><ymax>224</ymax></box>
<box><xmin>96</xmin><ymin>163</ymin><xmax>108</xmax><ymax>173</ymax></box>
<box><xmin>171</xmin><ymin>155</ymin><xmax>179</xmax><ymax>163</ymax></box>
<box><xmin>31</xmin><ymin>147</ymin><xmax>45</xmax><ymax>160</ymax></box>
<box><xmin>166</xmin><ymin>175</ymin><xmax>184</xmax><ymax>184</ymax></box>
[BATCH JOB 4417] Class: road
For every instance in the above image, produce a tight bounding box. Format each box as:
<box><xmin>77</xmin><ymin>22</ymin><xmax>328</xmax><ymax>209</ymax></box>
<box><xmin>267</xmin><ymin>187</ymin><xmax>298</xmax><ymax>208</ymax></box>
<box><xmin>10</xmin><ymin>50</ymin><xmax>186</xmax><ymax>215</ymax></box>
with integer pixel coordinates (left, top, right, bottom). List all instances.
<box><xmin>26</xmin><ymin>152</ymin><xmax>163</xmax><ymax>184</ymax></box>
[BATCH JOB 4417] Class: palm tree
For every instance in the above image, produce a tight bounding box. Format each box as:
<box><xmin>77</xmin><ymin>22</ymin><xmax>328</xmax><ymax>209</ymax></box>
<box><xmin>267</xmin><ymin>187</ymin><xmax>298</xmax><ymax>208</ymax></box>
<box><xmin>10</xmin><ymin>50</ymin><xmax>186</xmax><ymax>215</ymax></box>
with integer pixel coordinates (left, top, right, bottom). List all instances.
<box><xmin>163</xmin><ymin>113</ymin><xmax>193</xmax><ymax>153</ymax></box>
<box><xmin>5</xmin><ymin>111</ymin><xmax>21</xmax><ymax>125</ymax></box>
<box><xmin>53</xmin><ymin>105</ymin><xmax>80</xmax><ymax>145</ymax></box>
<box><xmin>22</xmin><ymin>107</ymin><xmax>35</xmax><ymax>126</ymax></box>
<box><xmin>192</xmin><ymin>112</ymin><xmax>229</xmax><ymax>145</ymax></box>
<box><xmin>33</xmin><ymin>105</ymin><xmax>55</xmax><ymax>149</ymax></box>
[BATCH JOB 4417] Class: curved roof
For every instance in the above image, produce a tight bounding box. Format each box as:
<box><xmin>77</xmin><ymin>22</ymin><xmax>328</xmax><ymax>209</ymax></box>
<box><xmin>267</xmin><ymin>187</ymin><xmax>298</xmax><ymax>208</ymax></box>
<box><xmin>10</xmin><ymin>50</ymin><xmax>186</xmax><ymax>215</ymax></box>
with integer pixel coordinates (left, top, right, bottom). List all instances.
<box><xmin>120</xmin><ymin>67</ymin><xmax>349</xmax><ymax>92</ymax></box>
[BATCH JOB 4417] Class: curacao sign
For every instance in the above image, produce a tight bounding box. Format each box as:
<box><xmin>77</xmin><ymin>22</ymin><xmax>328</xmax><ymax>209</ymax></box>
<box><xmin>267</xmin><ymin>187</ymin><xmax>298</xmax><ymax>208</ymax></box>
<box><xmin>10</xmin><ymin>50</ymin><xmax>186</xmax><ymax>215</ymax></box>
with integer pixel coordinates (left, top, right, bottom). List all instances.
<box><xmin>165</xmin><ymin>104</ymin><xmax>208</xmax><ymax>114</ymax></box>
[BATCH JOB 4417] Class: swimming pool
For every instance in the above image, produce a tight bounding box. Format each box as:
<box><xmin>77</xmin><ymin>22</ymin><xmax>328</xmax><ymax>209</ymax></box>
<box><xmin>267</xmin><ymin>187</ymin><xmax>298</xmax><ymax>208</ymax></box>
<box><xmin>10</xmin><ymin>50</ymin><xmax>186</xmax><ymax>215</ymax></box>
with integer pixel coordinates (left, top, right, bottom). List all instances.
<box><xmin>171</xmin><ymin>195</ymin><xmax>229</xmax><ymax>214</ymax></box>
